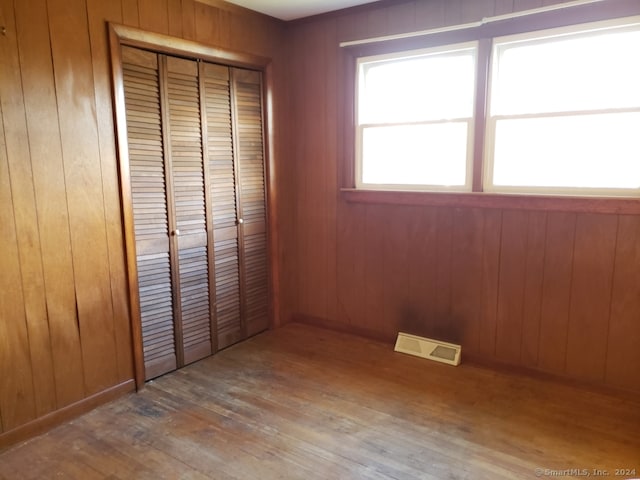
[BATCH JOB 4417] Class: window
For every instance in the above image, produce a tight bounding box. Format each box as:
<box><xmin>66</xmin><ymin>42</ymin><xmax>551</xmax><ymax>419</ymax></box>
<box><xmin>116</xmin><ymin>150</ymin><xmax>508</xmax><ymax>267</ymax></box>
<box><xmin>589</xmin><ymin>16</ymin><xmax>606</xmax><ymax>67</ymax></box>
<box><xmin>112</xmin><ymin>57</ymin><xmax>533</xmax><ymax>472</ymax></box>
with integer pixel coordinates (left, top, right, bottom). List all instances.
<box><xmin>353</xmin><ymin>15</ymin><xmax>640</xmax><ymax>198</ymax></box>
<box><xmin>356</xmin><ymin>43</ymin><xmax>477</xmax><ymax>191</ymax></box>
<box><xmin>486</xmin><ymin>19</ymin><xmax>640</xmax><ymax>196</ymax></box>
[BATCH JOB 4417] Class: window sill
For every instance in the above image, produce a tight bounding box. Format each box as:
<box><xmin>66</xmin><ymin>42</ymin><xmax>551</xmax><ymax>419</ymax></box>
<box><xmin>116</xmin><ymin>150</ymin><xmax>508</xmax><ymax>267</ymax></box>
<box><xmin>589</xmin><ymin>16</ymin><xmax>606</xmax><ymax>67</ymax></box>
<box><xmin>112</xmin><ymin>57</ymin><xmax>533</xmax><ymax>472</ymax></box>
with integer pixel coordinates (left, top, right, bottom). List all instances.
<box><xmin>341</xmin><ymin>189</ymin><xmax>640</xmax><ymax>214</ymax></box>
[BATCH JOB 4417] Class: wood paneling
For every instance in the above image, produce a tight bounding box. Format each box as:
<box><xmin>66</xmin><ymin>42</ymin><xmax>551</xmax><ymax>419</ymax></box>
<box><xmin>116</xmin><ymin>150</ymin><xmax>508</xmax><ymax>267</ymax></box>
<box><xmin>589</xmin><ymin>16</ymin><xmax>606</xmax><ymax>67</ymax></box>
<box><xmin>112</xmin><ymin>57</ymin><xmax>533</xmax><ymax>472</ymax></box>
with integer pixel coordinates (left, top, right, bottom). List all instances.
<box><xmin>49</xmin><ymin>0</ymin><xmax>120</xmax><ymax>396</ymax></box>
<box><xmin>1</xmin><ymin>0</ymin><xmax>284</xmax><ymax>445</ymax></box>
<box><xmin>181</xmin><ymin>0</ymin><xmax>196</xmax><ymax>40</ymax></box>
<box><xmin>121</xmin><ymin>0</ymin><xmax>139</xmax><ymax>27</ymax></box>
<box><xmin>12</xmin><ymin>0</ymin><xmax>86</xmax><ymax>409</ymax></box>
<box><xmin>86</xmin><ymin>0</ymin><xmax>133</xmax><ymax>385</ymax></box>
<box><xmin>495</xmin><ymin>210</ymin><xmax>528</xmax><ymax>363</ymax></box>
<box><xmin>478</xmin><ymin>209</ymin><xmax>501</xmax><ymax>357</ymax></box>
<box><xmin>138</xmin><ymin>0</ymin><xmax>169</xmax><ymax>34</ymax></box>
<box><xmin>406</xmin><ymin>207</ymin><xmax>437</xmax><ymax>337</ymax></box>
<box><xmin>168</xmin><ymin>0</ymin><xmax>183</xmax><ymax>37</ymax></box>
<box><xmin>1</xmin><ymin>0</ymin><xmax>55</xmax><ymax>420</ymax></box>
<box><xmin>607</xmin><ymin>216</ymin><xmax>640</xmax><ymax>389</ymax></box>
<box><xmin>2</xmin><ymin>0</ymin><xmax>639</xmax><ymax>449</ymax></box>
<box><xmin>520</xmin><ymin>212</ymin><xmax>546</xmax><ymax>367</ymax></box>
<box><xmin>566</xmin><ymin>214</ymin><xmax>617</xmax><ymax>382</ymax></box>
<box><xmin>281</xmin><ymin>0</ymin><xmax>640</xmax><ymax>395</ymax></box>
<box><xmin>538</xmin><ymin>212</ymin><xmax>576</xmax><ymax>373</ymax></box>
<box><xmin>0</xmin><ymin>94</ymin><xmax>36</xmax><ymax>433</ymax></box>
<box><xmin>450</xmin><ymin>208</ymin><xmax>483</xmax><ymax>352</ymax></box>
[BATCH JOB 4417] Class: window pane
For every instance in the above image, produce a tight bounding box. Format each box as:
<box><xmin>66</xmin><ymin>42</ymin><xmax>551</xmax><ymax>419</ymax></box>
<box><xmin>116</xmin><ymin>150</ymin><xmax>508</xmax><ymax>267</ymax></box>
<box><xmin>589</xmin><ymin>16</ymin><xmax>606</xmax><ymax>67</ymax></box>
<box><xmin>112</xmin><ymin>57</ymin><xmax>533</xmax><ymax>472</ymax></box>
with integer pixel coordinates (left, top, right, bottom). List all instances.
<box><xmin>362</xmin><ymin>123</ymin><xmax>469</xmax><ymax>187</ymax></box>
<box><xmin>492</xmin><ymin>28</ymin><xmax>640</xmax><ymax>115</ymax></box>
<box><xmin>492</xmin><ymin>113</ymin><xmax>640</xmax><ymax>189</ymax></box>
<box><xmin>360</xmin><ymin>49</ymin><xmax>476</xmax><ymax>123</ymax></box>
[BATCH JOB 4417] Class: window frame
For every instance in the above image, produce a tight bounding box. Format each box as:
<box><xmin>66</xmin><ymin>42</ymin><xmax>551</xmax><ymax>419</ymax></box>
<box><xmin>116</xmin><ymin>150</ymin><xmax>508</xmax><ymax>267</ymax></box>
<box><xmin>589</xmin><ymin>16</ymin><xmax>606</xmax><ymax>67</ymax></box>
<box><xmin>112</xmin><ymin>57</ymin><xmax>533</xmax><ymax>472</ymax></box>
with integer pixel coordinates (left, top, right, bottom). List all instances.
<box><xmin>340</xmin><ymin>0</ymin><xmax>640</xmax><ymax>214</ymax></box>
<box><xmin>483</xmin><ymin>17</ymin><xmax>640</xmax><ymax>197</ymax></box>
<box><xmin>355</xmin><ymin>41</ymin><xmax>479</xmax><ymax>192</ymax></box>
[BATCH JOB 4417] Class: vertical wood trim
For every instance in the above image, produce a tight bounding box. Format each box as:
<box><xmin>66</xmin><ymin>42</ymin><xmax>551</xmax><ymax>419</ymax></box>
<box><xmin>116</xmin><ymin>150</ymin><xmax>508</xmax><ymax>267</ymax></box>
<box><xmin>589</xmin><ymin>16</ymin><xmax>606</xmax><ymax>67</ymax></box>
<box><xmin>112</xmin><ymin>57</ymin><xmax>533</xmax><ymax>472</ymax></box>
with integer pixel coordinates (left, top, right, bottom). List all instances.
<box><xmin>159</xmin><ymin>54</ymin><xmax>185</xmax><ymax>367</ymax></box>
<box><xmin>109</xmin><ymin>25</ymin><xmax>145</xmax><ymax>389</ymax></box>
<box><xmin>264</xmin><ymin>61</ymin><xmax>280</xmax><ymax>328</ymax></box>
<box><xmin>304</xmin><ymin>25</ymin><xmax>329</xmax><ymax>319</ymax></box>
<box><xmin>229</xmin><ymin>68</ymin><xmax>248</xmax><ymax>338</ymax></box>
<box><xmin>324</xmin><ymin>23</ymin><xmax>339</xmax><ymax>325</ymax></box>
<box><xmin>198</xmin><ymin>61</ymin><xmax>219</xmax><ymax>354</ymax></box>
<box><xmin>472</xmin><ymin>38</ymin><xmax>490</xmax><ymax>192</ymax></box>
<box><xmin>341</xmin><ymin>49</ymin><xmax>356</xmax><ymax>188</ymax></box>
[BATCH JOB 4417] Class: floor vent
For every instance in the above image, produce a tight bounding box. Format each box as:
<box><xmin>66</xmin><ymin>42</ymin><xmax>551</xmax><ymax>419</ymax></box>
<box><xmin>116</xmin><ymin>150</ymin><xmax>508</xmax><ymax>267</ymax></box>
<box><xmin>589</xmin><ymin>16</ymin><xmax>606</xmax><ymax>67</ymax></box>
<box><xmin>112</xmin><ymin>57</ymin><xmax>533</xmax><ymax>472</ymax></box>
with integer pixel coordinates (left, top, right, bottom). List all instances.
<box><xmin>394</xmin><ymin>332</ymin><xmax>461</xmax><ymax>366</ymax></box>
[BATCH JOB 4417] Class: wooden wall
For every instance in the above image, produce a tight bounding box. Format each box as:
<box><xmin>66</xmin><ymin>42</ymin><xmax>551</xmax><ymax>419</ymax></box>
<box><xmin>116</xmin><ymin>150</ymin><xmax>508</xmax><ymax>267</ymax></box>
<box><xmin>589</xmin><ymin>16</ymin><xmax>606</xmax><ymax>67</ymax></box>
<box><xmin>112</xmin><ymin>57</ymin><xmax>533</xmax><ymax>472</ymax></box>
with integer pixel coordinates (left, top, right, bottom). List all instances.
<box><xmin>0</xmin><ymin>0</ymin><xmax>285</xmax><ymax>442</ymax></box>
<box><xmin>281</xmin><ymin>0</ymin><xmax>640</xmax><ymax>395</ymax></box>
<box><xmin>1</xmin><ymin>0</ymin><xmax>639</xmax><ymax>447</ymax></box>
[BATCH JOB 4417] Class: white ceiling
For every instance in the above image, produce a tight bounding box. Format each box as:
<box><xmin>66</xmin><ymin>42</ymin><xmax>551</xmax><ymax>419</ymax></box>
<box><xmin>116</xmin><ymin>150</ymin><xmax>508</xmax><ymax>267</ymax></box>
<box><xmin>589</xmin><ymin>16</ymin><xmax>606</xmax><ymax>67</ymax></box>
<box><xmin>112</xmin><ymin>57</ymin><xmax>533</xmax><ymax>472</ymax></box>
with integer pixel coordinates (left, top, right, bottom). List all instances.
<box><xmin>224</xmin><ymin>0</ymin><xmax>379</xmax><ymax>21</ymax></box>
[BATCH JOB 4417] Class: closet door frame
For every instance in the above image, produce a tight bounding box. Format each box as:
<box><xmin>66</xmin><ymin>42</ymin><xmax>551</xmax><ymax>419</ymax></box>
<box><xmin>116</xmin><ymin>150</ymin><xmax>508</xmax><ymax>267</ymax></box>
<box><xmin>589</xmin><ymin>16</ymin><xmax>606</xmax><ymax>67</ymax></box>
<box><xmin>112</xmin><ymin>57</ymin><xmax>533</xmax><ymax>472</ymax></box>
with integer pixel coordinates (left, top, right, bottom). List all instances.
<box><xmin>109</xmin><ymin>23</ymin><xmax>278</xmax><ymax>389</ymax></box>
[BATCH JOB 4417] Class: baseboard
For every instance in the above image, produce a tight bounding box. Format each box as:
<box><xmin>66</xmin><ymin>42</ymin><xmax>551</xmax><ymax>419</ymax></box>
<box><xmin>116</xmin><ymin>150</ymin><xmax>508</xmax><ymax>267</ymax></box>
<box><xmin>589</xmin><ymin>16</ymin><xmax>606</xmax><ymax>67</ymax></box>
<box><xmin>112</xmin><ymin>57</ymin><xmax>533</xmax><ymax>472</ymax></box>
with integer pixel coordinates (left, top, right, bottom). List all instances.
<box><xmin>291</xmin><ymin>314</ymin><xmax>640</xmax><ymax>402</ymax></box>
<box><xmin>463</xmin><ymin>353</ymin><xmax>640</xmax><ymax>403</ymax></box>
<box><xmin>0</xmin><ymin>379</ymin><xmax>135</xmax><ymax>452</ymax></box>
<box><xmin>292</xmin><ymin>314</ymin><xmax>396</xmax><ymax>344</ymax></box>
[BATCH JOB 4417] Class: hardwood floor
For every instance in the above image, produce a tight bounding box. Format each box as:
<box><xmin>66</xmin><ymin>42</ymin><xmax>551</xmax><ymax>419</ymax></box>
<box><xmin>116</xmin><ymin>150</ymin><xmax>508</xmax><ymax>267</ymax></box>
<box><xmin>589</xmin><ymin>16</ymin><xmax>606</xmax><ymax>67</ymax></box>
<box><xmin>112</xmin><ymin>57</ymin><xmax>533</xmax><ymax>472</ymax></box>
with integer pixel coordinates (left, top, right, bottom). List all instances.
<box><xmin>1</xmin><ymin>323</ymin><xmax>638</xmax><ymax>480</ymax></box>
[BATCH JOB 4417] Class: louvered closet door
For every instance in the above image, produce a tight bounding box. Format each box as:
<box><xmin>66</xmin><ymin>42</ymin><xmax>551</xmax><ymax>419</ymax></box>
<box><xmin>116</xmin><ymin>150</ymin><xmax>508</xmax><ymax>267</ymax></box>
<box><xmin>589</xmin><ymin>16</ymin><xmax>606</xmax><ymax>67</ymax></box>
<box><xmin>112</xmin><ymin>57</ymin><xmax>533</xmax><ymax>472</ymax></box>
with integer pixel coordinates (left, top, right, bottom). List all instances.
<box><xmin>202</xmin><ymin>63</ymin><xmax>243</xmax><ymax>349</ymax></box>
<box><xmin>231</xmin><ymin>68</ymin><xmax>269</xmax><ymax>337</ymax></box>
<box><xmin>122</xmin><ymin>47</ymin><xmax>177</xmax><ymax>380</ymax></box>
<box><xmin>121</xmin><ymin>47</ymin><xmax>268</xmax><ymax>380</ymax></box>
<box><xmin>164</xmin><ymin>56</ymin><xmax>214</xmax><ymax>365</ymax></box>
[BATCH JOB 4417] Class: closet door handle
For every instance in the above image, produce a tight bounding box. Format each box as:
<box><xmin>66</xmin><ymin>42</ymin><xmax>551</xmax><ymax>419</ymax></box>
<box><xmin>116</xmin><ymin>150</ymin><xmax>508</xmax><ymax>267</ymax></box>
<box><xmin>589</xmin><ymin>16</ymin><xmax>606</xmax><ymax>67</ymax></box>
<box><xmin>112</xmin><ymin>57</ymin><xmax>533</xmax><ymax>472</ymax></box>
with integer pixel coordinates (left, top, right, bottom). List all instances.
<box><xmin>237</xmin><ymin>218</ymin><xmax>244</xmax><ymax>225</ymax></box>
<box><xmin>171</xmin><ymin>229</ymin><xmax>180</xmax><ymax>236</ymax></box>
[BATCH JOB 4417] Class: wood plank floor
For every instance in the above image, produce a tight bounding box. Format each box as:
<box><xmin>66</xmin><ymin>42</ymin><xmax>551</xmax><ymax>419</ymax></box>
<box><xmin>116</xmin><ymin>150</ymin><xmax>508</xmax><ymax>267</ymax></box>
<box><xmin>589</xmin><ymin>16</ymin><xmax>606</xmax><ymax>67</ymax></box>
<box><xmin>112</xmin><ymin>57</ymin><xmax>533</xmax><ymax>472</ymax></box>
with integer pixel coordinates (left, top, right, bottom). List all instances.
<box><xmin>1</xmin><ymin>323</ymin><xmax>638</xmax><ymax>480</ymax></box>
